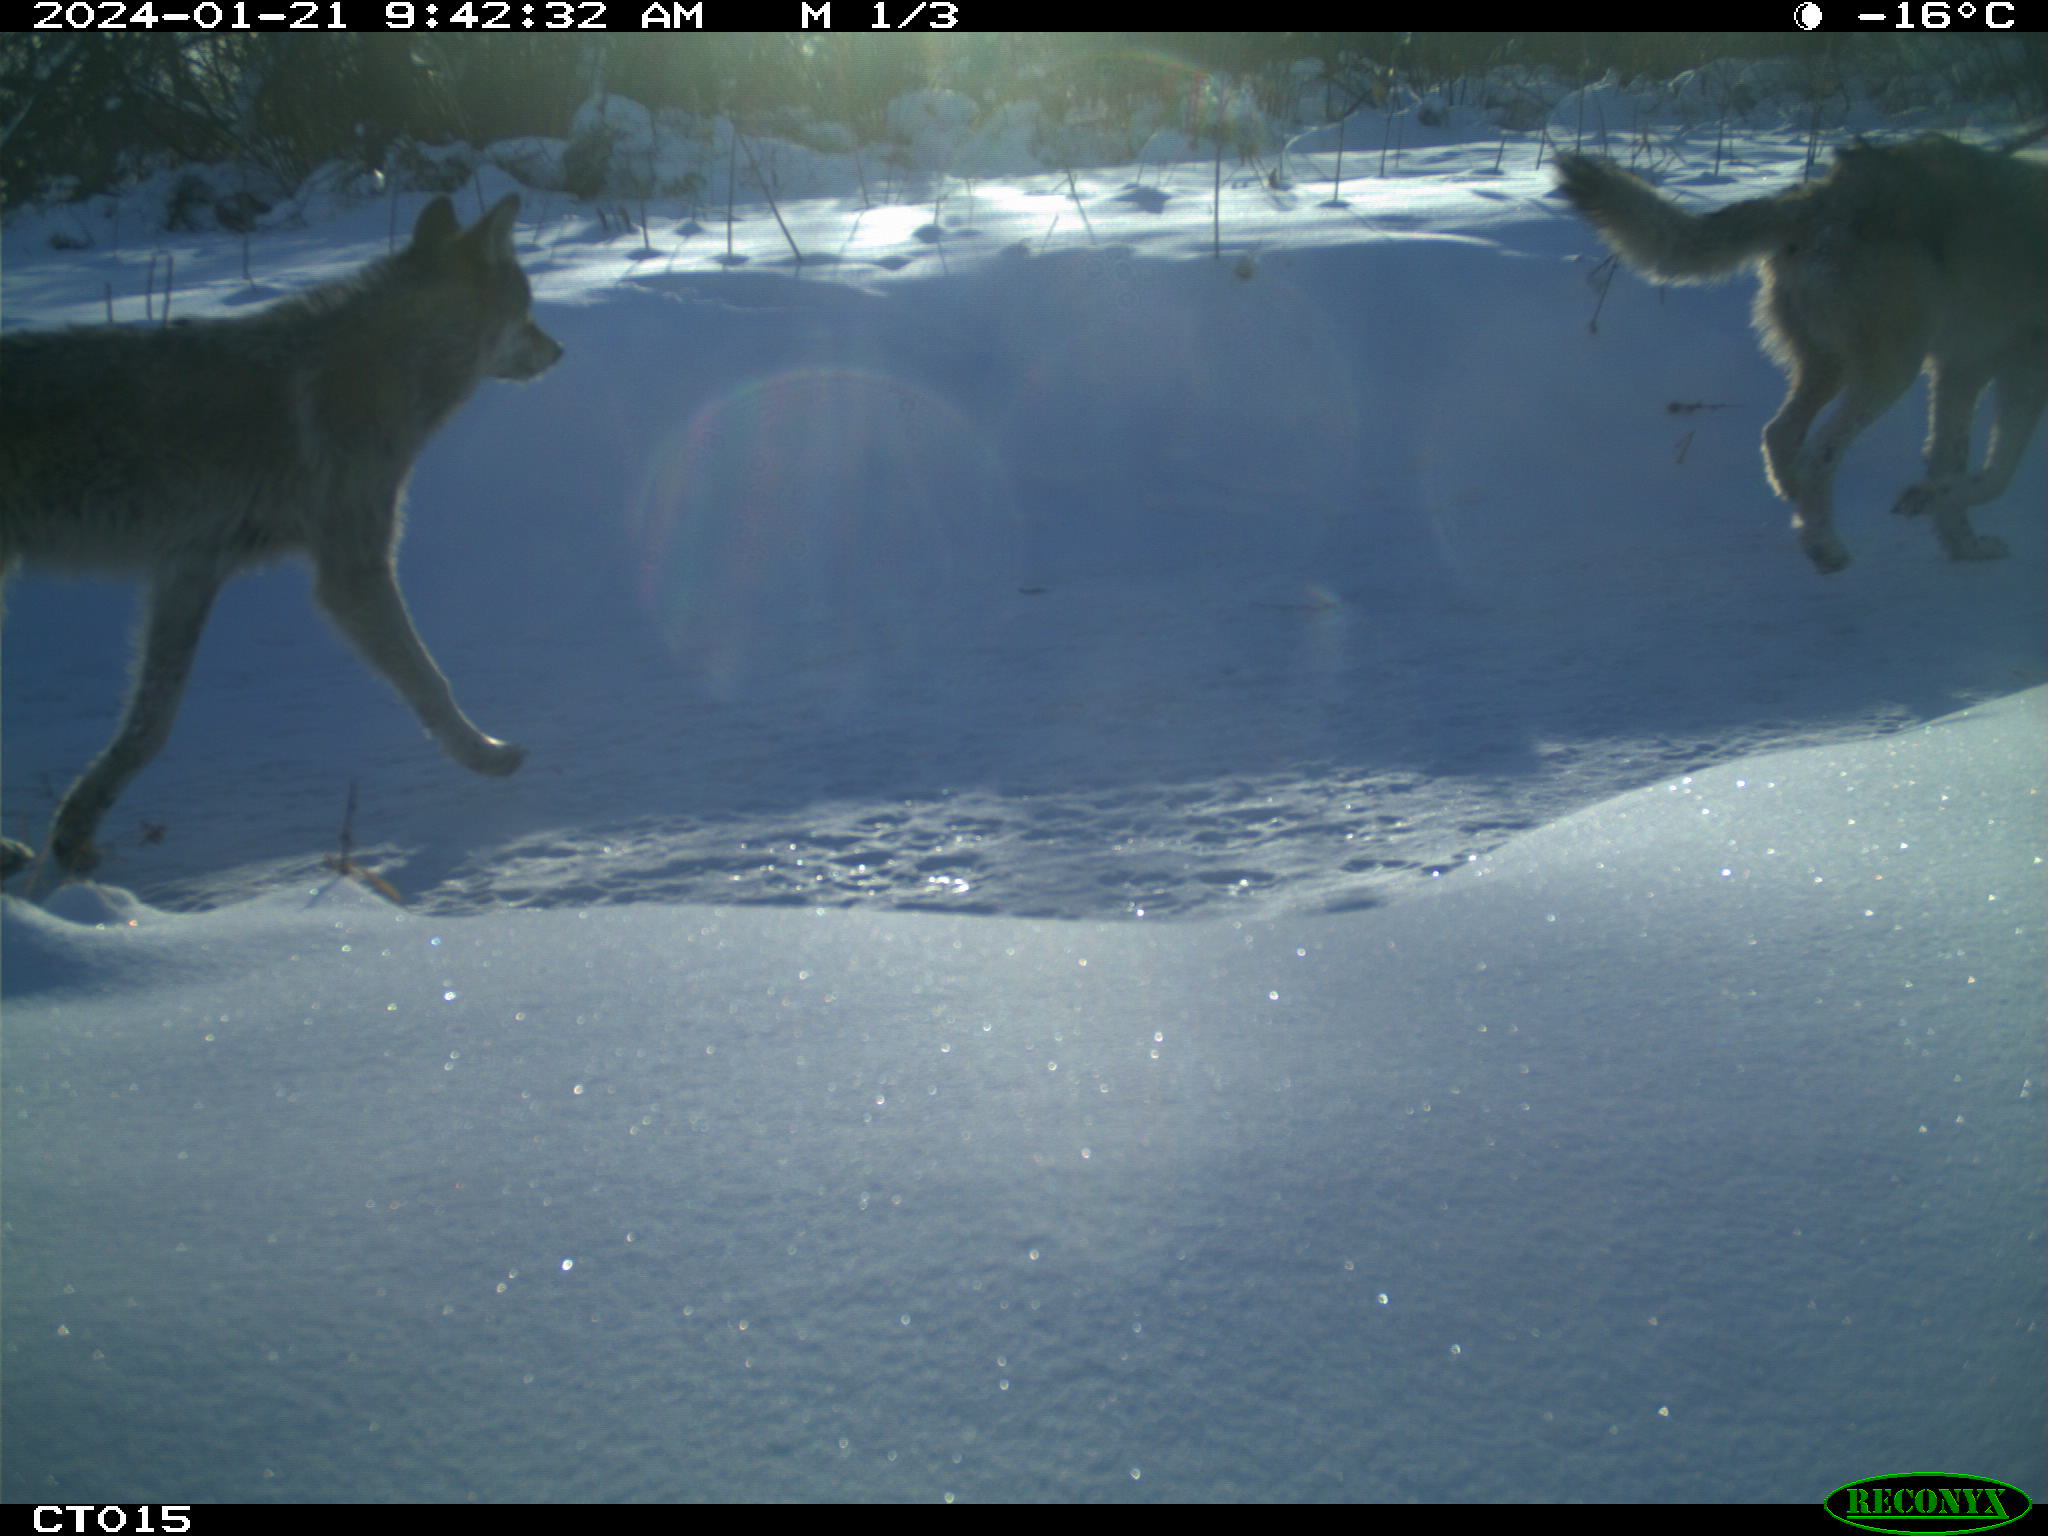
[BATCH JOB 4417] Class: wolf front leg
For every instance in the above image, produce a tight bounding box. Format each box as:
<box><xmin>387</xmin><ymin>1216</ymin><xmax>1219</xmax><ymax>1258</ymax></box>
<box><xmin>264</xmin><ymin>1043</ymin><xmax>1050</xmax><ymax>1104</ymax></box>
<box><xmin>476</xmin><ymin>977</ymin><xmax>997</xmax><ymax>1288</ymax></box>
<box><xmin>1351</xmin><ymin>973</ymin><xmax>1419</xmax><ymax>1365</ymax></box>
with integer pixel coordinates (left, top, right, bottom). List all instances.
<box><xmin>312</xmin><ymin>555</ymin><xmax>526</xmax><ymax>777</ymax></box>
<box><xmin>1894</xmin><ymin>359</ymin><xmax>2040</xmax><ymax>562</ymax></box>
<box><xmin>46</xmin><ymin>564</ymin><xmax>224</xmax><ymax>879</ymax></box>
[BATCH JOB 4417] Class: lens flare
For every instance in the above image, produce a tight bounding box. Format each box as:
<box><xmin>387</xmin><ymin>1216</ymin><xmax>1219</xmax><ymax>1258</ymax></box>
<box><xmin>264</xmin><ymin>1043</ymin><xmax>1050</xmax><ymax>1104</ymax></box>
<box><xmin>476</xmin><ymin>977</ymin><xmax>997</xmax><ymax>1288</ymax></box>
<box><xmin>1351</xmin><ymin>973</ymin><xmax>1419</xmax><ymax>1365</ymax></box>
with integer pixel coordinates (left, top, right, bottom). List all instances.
<box><xmin>632</xmin><ymin>367</ymin><xmax>1016</xmax><ymax>697</ymax></box>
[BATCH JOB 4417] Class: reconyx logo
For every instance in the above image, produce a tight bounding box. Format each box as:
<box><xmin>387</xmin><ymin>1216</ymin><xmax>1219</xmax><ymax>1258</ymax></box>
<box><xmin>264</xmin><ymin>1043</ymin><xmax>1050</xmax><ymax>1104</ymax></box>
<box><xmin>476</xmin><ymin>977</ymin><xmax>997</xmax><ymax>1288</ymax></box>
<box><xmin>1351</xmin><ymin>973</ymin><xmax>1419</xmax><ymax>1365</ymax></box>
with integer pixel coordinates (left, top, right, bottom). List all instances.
<box><xmin>1826</xmin><ymin>1474</ymin><xmax>2033</xmax><ymax>1535</ymax></box>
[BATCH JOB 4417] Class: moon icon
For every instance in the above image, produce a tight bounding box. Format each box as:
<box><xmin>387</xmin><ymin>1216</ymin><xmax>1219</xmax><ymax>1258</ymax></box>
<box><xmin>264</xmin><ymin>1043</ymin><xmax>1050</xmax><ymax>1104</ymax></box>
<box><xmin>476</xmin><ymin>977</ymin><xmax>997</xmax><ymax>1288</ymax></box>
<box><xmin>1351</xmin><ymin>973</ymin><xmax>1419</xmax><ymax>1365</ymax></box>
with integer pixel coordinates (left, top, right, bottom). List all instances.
<box><xmin>1794</xmin><ymin>2</ymin><xmax>1823</xmax><ymax>27</ymax></box>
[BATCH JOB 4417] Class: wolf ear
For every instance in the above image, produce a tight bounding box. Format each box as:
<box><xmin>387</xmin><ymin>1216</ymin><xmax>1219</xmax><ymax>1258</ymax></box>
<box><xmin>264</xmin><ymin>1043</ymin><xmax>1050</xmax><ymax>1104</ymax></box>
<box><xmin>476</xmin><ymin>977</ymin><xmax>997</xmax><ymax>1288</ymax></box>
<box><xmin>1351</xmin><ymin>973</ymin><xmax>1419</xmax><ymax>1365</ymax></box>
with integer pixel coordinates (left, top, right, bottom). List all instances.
<box><xmin>411</xmin><ymin>197</ymin><xmax>461</xmax><ymax>250</ymax></box>
<box><xmin>474</xmin><ymin>195</ymin><xmax>522</xmax><ymax>255</ymax></box>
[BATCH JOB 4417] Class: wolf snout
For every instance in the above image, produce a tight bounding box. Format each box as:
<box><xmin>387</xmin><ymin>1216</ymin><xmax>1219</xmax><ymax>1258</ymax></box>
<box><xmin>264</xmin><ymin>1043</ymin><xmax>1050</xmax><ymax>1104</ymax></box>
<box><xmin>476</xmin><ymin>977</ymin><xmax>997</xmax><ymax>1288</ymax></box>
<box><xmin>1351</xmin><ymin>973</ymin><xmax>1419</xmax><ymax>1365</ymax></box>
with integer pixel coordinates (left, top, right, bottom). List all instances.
<box><xmin>499</xmin><ymin>323</ymin><xmax>563</xmax><ymax>381</ymax></box>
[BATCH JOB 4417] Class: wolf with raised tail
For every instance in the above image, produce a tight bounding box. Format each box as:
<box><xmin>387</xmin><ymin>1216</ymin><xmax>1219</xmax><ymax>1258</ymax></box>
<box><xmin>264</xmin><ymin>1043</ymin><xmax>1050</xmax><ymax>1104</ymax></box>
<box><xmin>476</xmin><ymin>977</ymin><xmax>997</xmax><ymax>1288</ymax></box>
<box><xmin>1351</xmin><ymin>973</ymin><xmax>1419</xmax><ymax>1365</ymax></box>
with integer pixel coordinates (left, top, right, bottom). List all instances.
<box><xmin>1556</xmin><ymin>136</ymin><xmax>2045</xmax><ymax>573</ymax></box>
<box><xmin>1</xmin><ymin>195</ymin><xmax>562</xmax><ymax>886</ymax></box>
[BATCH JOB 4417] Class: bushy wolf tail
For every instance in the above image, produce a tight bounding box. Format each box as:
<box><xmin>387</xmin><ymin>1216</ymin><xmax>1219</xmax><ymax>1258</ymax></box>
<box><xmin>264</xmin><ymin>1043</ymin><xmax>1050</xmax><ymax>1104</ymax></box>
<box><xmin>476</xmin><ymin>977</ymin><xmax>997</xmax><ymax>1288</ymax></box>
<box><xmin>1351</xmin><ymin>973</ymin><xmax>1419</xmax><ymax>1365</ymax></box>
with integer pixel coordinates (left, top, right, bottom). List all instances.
<box><xmin>1554</xmin><ymin>153</ymin><xmax>1804</xmax><ymax>284</ymax></box>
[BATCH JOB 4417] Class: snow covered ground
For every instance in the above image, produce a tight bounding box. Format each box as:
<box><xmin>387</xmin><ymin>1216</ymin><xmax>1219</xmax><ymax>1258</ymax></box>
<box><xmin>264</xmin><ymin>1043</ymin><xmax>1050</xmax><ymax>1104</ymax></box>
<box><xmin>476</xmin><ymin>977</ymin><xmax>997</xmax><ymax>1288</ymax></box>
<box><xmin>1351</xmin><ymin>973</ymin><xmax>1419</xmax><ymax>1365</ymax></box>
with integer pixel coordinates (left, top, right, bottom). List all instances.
<box><xmin>3</xmin><ymin>74</ymin><xmax>2043</xmax><ymax>1504</ymax></box>
<box><xmin>5</xmin><ymin>687</ymin><xmax>2041</xmax><ymax>1503</ymax></box>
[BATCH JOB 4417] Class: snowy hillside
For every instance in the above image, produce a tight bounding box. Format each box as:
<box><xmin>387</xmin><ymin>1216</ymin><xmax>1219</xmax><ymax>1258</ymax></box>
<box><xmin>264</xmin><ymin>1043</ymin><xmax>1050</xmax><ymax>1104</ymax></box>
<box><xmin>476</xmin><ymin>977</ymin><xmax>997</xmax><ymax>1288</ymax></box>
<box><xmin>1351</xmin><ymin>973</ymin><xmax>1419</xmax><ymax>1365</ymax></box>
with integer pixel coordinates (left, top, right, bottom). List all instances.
<box><xmin>3</xmin><ymin>66</ymin><xmax>2043</xmax><ymax>1505</ymax></box>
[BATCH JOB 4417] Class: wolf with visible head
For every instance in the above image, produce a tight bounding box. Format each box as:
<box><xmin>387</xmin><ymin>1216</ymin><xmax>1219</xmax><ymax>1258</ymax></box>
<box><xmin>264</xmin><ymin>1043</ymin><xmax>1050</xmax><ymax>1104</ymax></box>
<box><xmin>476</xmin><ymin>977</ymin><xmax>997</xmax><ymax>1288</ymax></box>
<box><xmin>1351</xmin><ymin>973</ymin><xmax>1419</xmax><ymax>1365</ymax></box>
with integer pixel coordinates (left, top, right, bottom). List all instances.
<box><xmin>1555</xmin><ymin>136</ymin><xmax>2046</xmax><ymax>573</ymax></box>
<box><xmin>1</xmin><ymin>194</ymin><xmax>561</xmax><ymax>887</ymax></box>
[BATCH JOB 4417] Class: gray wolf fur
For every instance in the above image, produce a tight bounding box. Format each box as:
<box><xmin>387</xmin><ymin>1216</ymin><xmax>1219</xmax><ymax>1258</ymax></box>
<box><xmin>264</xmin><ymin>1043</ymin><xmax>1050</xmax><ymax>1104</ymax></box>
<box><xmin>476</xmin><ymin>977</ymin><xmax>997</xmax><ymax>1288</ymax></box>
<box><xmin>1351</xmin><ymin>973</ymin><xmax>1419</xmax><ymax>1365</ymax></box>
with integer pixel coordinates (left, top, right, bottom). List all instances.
<box><xmin>0</xmin><ymin>195</ymin><xmax>561</xmax><ymax>885</ymax></box>
<box><xmin>1555</xmin><ymin>136</ymin><xmax>2046</xmax><ymax>573</ymax></box>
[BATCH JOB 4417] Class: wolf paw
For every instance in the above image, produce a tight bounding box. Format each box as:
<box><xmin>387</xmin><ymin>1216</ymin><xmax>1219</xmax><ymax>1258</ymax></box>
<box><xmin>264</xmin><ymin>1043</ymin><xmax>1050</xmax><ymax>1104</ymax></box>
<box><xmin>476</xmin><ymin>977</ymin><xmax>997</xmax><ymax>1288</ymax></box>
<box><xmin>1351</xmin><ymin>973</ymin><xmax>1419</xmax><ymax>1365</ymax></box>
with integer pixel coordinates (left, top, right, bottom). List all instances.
<box><xmin>1803</xmin><ymin>535</ymin><xmax>1852</xmax><ymax>575</ymax></box>
<box><xmin>1892</xmin><ymin>483</ymin><xmax>1933</xmax><ymax>518</ymax></box>
<box><xmin>1945</xmin><ymin>533</ymin><xmax>2008</xmax><ymax>562</ymax></box>
<box><xmin>468</xmin><ymin>737</ymin><xmax>528</xmax><ymax>777</ymax></box>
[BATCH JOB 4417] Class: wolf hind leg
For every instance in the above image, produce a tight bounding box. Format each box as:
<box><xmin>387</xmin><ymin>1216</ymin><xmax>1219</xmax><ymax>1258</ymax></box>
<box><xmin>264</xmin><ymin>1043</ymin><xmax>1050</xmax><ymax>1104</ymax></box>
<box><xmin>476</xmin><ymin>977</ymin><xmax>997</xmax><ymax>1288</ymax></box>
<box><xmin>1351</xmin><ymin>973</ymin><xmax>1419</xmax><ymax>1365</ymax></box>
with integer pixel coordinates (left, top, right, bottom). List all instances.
<box><xmin>1901</xmin><ymin>361</ymin><xmax>2045</xmax><ymax>561</ymax></box>
<box><xmin>0</xmin><ymin>838</ymin><xmax>34</xmax><ymax>881</ymax></box>
<box><xmin>0</xmin><ymin>561</ymin><xmax>27</xmax><ymax>880</ymax></box>
<box><xmin>1761</xmin><ymin>356</ymin><xmax>1843</xmax><ymax>508</ymax></box>
<box><xmin>1891</xmin><ymin>361</ymin><xmax>1987</xmax><ymax>522</ymax></box>
<box><xmin>44</xmin><ymin>564</ymin><xmax>224</xmax><ymax>880</ymax></box>
<box><xmin>1888</xmin><ymin>359</ymin><xmax>2008</xmax><ymax>561</ymax></box>
<box><xmin>1783</xmin><ymin>357</ymin><xmax>1921</xmax><ymax>574</ymax></box>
